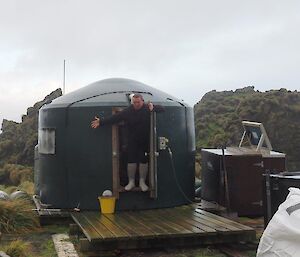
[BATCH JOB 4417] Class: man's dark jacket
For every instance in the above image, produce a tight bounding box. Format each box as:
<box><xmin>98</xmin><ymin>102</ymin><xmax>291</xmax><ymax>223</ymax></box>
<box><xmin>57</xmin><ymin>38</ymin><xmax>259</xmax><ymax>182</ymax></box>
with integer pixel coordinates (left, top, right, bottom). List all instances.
<box><xmin>100</xmin><ymin>104</ymin><xmax>164</xmax><ymax>146</ymax></box>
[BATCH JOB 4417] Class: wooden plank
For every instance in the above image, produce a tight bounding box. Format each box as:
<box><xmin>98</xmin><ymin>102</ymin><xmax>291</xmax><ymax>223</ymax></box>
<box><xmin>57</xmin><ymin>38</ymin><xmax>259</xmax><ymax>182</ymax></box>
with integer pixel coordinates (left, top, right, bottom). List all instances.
<box><xmin>121</xmin><ymin>212</ymin><xmax>165</xmax><ymax>237</ymax></box>
<box><xmin>123</xmin><ymin>211</ymin><xmax>175</xmax><ymax>236</ymax></box>
<box><xmin>72</xmin><ymin>208</ymin><xmax>255</xmax><ymax>247</ymax></box>
<box><xmin>152</xmin><ymin>209</ymin><xmax>206</xmax><ymax>234</ymax></box>
<box><xmin>149</xmin><ymin>111</ymin><xmax>158</xmax><ymax>198</ymax></box>
<box><xmin>118</xmin><ymin>186</ymin><xmax>149</xmax><ymax>192</ymax></box>
<box><xmin>111</xmin><ymin>112</ymin><xmax>120</xmax><ymax>199</ymax></box>
<box><xmin>145</xmin><ymin>209</ymin><xmax>194</xmax><ymax>233</ymax></box>
<box><xmin>175</xmin><ymin>206</ymin><xmax>242</xmax><ymax>232</ymax></box>
<box><xmin>160</xmin><ymin>208</ymin><xmax>216</xmax><ymax>233</ymax></box>
<box><xmin>141</xmin><ymin>209</ymin><xmax>194</xmax><ymax>234</ymax></box>
<box><xmin>82</xmin><ymin>212</ymin><xmax>116</xmax><ymax>240</ymax></box>
<box><xmin>105</xmin><ymin>214</ymin><xmax>139</xmax><ymax>239</ymax></box>
<box><xmin>71</xmin><ymin>213</ymin><xmax>103</xmax><ymax>242</ymax></box>
<box><xmin>111</xmin><ymin>107</ymin><xmax>125</xmax><ymax>199</ymax></box>
<box><xmin>143</xmin><ymin>209</ymin><xmax>195</xmax><ymax>235</ymax></box>
<box><xmin>105</xmin><ymin>212</ymin><xmax>154</xmax><ymax>238</ymax></box>
<box><xmin>196</xmin><ymin>208</ymin><xmax>254</xmax><ymax>231</ymax></box>
<box><xmin>87</xmin><ymin>212</ymin><xmax>129</xmax><ymax>239</ymax></box>
<box><xmin>192</xmin><ymin>211</ymin><xmax>243</xmax><ymax>232</ymax></box>
<box><xmin>174</xmin><ymin>208</ymin><xmax>230</xmax><ymax>233</ymax></box>
<box><xmin>195</xmin><ymin>209</ymin><xmax>254</xmax><ymax>231</ymax></box>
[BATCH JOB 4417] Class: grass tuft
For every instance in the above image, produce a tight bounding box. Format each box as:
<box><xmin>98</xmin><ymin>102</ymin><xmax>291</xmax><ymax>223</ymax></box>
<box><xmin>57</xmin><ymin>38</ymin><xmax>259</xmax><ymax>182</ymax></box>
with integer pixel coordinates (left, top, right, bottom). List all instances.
<box><xmin>4</xmin><ymin>240</ymin><xmax>31</xmax><ymax>257</ymax></box>
<box><xmin>0</xmin><ymin>199</ymin><xmax>39</xmax><ymax>233</ymax></box>
<box><xmin>17</xmin><ymin>181</ymin><xmax>35</xmax><ymax>195</ymax></box>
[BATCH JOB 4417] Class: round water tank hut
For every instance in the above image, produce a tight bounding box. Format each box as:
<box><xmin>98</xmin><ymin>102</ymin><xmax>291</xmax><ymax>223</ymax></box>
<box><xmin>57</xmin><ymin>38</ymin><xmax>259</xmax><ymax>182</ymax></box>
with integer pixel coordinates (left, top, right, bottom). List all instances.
<box><xmin>36</xmin><ymin>78</ymin><xmax>195</xmax><ymax>210</ymax></box>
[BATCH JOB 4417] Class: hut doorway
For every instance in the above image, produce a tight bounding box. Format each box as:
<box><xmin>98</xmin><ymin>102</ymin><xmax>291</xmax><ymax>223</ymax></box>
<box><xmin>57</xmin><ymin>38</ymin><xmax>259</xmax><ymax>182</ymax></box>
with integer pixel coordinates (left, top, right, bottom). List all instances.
<box><xmin>111</xmin><ymin>107</ymin><xmax>158</xmax><ymax>199</ymax></box>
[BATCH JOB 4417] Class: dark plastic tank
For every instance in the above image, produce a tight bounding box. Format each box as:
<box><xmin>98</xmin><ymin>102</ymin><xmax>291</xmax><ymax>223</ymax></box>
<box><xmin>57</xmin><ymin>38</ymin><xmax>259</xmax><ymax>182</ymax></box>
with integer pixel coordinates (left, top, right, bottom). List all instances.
<box><xmin>36</xmin><ymin>78</ymin><xmax>195</xmax><ymax>210</ymax></box>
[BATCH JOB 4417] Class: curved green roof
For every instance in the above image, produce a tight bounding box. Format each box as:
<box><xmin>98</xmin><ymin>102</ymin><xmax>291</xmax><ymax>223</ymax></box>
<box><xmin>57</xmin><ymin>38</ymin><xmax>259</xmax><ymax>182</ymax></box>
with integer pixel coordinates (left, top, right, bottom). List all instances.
<box><xmin>46</xmin><ymin>78</ymin><xmax>188</xmax><ymax>108</ymax></box>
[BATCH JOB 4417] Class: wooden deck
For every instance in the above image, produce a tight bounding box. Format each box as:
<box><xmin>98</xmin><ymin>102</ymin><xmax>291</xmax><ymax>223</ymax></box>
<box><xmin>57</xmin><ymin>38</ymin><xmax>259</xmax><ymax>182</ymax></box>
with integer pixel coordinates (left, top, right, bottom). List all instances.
<box><xmin>71</xmin><ymin>205</ymin><xmax>256</xmax><ymax>251</ymax></box>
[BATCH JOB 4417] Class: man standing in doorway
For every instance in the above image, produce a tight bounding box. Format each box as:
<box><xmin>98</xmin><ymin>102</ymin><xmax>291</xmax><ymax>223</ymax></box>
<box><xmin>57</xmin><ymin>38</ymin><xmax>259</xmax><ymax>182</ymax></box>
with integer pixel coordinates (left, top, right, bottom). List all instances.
<box><xmin>91</xmin><ymin>94</ymin><xmax>164</xmax><ymax>192</ymax></box>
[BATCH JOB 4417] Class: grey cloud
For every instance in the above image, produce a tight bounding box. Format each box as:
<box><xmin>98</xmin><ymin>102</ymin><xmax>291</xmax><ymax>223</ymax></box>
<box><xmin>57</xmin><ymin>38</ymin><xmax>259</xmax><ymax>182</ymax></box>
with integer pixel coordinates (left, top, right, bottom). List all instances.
<box><xmin>0</xmin><ymin>0</ymin><xmax>300</xmax><ymax>125</ymax></box>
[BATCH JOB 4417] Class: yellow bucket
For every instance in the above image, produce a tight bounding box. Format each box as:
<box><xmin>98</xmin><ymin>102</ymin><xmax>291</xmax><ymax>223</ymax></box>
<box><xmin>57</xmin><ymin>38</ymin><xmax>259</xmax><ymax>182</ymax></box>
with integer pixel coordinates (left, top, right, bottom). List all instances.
<box><xmin>98</xmin><ymin>196</ymin><xmax>116</xmax><ymax>214</ymax></box>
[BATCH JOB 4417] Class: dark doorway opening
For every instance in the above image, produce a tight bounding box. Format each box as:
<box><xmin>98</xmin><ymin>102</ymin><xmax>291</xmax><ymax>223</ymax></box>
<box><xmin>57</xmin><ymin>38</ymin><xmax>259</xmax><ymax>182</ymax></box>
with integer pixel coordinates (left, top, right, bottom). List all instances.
<box><xmin>111</xmin><ymin>107</ymin><xmax>157</xmax><ymax>199</ymax></box>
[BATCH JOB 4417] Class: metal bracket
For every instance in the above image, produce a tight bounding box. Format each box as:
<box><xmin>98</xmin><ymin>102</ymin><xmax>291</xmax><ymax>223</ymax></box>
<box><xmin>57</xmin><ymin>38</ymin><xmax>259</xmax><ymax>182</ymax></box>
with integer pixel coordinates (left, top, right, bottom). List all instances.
<box><xmin>158</xmin><ymin>137</ymin><xmax>169</xmax><ymax>150</ymax></box>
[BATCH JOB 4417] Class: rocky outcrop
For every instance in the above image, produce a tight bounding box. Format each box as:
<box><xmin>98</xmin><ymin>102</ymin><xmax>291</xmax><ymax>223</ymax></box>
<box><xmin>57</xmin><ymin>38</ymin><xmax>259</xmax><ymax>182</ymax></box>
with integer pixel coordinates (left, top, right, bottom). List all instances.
<box><xmin>0</xmin><ymin>89</ymin><xmax>62</xmax><ymax>166</ymax></box>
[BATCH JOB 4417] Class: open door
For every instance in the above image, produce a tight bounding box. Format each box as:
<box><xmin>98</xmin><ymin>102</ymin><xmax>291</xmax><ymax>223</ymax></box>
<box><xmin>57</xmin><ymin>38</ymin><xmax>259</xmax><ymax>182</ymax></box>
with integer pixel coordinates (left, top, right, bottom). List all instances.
<box><xmin>111</xmin><ymin>107</ymin><xmax>158</xmax><ymax>199</ymax></box>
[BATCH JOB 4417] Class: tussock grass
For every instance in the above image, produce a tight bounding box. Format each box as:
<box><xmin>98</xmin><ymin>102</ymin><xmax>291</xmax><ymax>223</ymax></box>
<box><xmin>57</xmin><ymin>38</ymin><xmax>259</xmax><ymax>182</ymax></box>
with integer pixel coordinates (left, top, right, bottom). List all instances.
<box><xmin>4</xmin><ymin>240</ymin><xmax>31</xmax><ymax>257</ymax></box>
<box><xmin>0</xmin><ymin>199</ymin><xmax>39</xmax><ymax>233</ymax></box>
<box><xmin>0</xmin><ymin>164</ymin><xmax>33</xmax><ymax>186</ymax></box>
<box><xmin>0</xmin><ymin>185</ymin><xmax>18</xmax><ymax>194</ymax></box>
<box><xmin>18</xmin><ymin>181</ymin><xmax>34</xmax><ymax>195</ymax></box>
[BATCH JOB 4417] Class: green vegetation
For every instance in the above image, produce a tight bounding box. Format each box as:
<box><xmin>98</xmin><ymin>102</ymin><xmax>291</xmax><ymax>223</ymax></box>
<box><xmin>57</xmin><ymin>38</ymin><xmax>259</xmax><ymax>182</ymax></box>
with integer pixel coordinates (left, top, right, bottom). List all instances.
<box><xmin>0</xmin><ymin>89</ymin><xmax>61</xmax><ymax>167</ymax></box>
<box><xmin>39</xmin><ymin>239</ymin><xmax>58</xmax><ymax>257</ymax></box>
<box><xmin>0</xmin><ymin>90</ymin><xmax>61</xmax><ymax>239</ymax></box>
<box><xmin>3</xmin><ymin>240</ymin><xmax>31</xmax><ymax>257</ymax></box>
<box><xmin>0</xmin><ymin>90</ymin><xmax>62</xmax><ymax>256</ymax></box>
<box><xmin>0</xmin><ymin>230</ymin><xmax>59</xmax><ymax>257</ymax></box>
<box><xmin>0</xmin><ymin>164</ymin><xmax>33</xmax><ymax>186</ymax></box>
<box><xmin>0</xmin><ymin>164</ymin><xmax>35</xmax><ymax>196</ymax></box>
<box><xmin>194</xmin><ymin>87</ymin><xmax>300</xmax><ymax>170</ymax></box>
<box><xmin>0</xmin><ymin>199</ymin><xmax>39</xmax><ymax>233</ymax></box>
<box><xmin>45</xmin><ymin>224</ymin><xmax>69</xmax><ymax>234</ymax></box>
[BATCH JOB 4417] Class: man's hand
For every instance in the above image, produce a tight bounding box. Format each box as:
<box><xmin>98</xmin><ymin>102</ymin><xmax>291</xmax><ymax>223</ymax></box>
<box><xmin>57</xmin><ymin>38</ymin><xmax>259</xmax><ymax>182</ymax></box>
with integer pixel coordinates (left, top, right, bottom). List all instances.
<box><xmin>148</xmin><ymin>102</ymin><xmax>154</xmax><ymax>111</ymax></box>
<box><xmin>91</xmin><ymin>116</ymin><xmax>100</xmax><ymax>128</ymax></box>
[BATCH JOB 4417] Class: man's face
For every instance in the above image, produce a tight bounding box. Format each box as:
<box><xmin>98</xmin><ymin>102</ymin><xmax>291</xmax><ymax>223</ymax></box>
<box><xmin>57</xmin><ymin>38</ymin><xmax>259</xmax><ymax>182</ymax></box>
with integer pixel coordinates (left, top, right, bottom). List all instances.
<box><xmin>132</xmin><ymin>97</ymin><xmax>144</xmax><ymax>110</ymax></box>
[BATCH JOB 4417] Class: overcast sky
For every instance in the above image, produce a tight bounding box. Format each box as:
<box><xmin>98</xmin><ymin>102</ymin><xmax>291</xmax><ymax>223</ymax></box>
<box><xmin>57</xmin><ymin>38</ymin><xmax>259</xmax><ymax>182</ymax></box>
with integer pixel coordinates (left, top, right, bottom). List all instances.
<box><xmin>1</xmin><ymin>0</ymin><xmax>300</xmax><ymax>124</ymax></box>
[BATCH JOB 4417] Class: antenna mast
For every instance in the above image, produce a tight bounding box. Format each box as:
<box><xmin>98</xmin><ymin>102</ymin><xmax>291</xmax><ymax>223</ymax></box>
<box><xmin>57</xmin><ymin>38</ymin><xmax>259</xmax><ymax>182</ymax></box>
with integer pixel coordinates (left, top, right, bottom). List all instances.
<box><xmin>63</xmin><ymin>59</ymin><xmax>66</xmax><ymax>95</ymax></box>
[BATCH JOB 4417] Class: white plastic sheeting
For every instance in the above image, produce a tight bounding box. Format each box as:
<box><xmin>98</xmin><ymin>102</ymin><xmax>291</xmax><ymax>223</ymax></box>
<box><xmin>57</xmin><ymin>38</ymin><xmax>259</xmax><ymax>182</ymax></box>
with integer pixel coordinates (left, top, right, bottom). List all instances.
<box><xmin>257</xmin><ymin>187</ymin><xmax>300</xmax><ymax>257</ymax></box>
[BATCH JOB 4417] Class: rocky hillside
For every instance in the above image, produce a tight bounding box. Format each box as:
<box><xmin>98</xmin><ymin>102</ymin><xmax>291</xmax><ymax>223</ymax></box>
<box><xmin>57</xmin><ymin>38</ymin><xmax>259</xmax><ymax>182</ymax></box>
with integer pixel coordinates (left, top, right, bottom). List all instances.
<box><xmin>194</xmin><ymin>87</ymin><xmax>300</xmax><ymax>170</ymax></box>
<box><xmin>0</xmin><ymin>89</ymin><xmax>62</xmax><ymax>167</ymax></box>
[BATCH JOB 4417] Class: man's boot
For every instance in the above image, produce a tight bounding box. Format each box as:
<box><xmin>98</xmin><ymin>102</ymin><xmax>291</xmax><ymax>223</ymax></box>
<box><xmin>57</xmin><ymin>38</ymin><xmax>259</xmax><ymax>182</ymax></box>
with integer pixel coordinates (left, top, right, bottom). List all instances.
<box><xmin>125</xmin><ymin>163</ymin><xmax>136</xmax><ymax>191</ymax></box>
<box><xmin>139</xmin><ymin>163</ymin><xmax>149</xmax><ymax>192</ymax></box>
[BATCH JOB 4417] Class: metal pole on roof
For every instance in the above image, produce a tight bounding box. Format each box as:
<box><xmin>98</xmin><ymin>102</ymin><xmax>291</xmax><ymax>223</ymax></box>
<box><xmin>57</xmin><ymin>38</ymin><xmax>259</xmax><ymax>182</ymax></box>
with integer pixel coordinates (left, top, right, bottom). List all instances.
<box><xmin>63</xmin><ymin>59</ymin><xmax>66</xmax><ymax>95</ymax></box>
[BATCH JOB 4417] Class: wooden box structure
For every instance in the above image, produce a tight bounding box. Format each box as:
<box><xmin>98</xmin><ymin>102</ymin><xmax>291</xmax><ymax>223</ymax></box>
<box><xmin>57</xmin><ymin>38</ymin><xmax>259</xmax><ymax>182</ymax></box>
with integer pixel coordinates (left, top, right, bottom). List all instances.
<box><xmin>201</xmin><ymin>121</ymin><xmax>286</xmax><ymax>216</ymax></box>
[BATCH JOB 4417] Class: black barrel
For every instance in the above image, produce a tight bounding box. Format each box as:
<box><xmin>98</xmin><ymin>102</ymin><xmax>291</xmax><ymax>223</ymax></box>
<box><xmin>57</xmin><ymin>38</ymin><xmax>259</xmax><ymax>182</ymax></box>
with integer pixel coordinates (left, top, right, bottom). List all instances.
<box><xmin>263</xmin><ymin>171</ymin><xmax>300</xmax><ymax>226</ymax></box>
